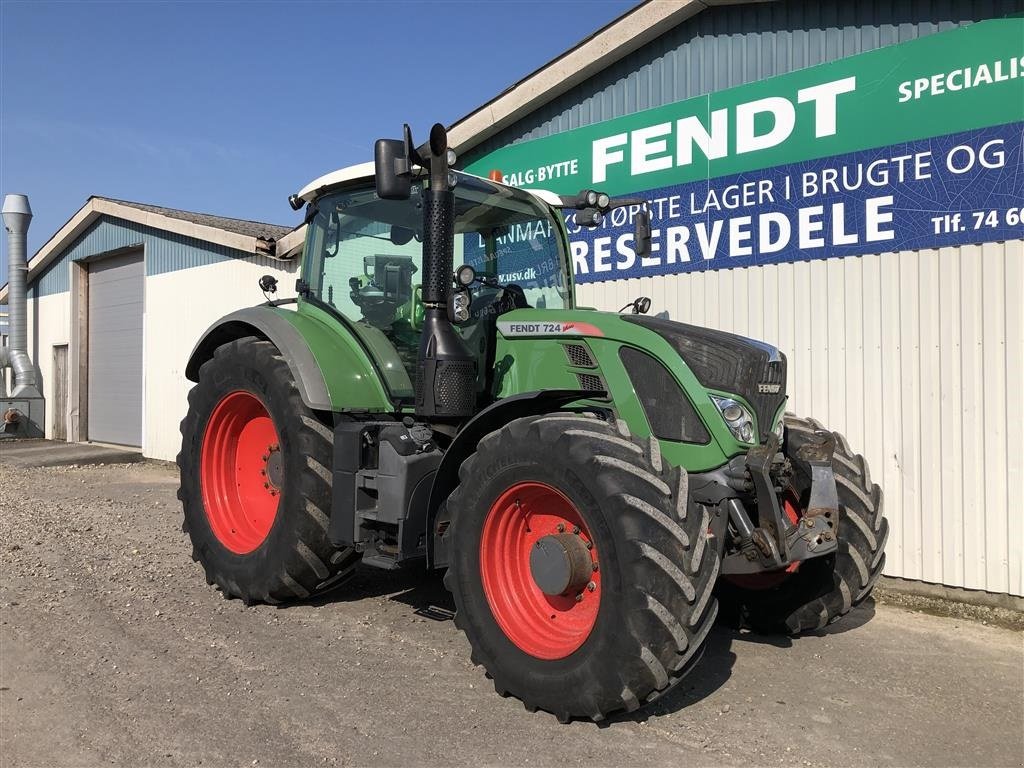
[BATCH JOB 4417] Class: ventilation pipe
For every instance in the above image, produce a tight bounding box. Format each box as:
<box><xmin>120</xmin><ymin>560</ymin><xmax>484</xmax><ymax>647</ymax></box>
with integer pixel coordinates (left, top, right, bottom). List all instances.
<box><xmin>2</xmin><ymin>193</ymin><xmax>41</xmax><ymax>399</ymax></box>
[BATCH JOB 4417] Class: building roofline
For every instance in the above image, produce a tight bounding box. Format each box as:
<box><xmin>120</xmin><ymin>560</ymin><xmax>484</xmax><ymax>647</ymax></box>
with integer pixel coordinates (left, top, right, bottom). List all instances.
<box><xmin>446</xmin><ymin>0</ymin><xmax>773</xmax><ymax>154</ymax></box>
<box><xmin>0</xmin><ymin>196</ymin><xmax>298</xmax><ymax>302</ymax></box>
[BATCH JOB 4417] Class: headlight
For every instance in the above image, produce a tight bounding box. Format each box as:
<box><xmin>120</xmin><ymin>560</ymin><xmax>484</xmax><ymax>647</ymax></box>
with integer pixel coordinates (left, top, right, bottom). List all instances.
<box><xmin>711</xmin><ymin>396</ymin><xmax>756</xmax><ymax>444</ymax></box>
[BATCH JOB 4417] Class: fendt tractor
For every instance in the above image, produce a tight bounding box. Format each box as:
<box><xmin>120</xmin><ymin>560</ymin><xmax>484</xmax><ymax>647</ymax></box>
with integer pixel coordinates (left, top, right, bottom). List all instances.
<box><xmin>178</xmin><ymin>123</ymin><xmax>888</xmax><ymax>722</ymax></box>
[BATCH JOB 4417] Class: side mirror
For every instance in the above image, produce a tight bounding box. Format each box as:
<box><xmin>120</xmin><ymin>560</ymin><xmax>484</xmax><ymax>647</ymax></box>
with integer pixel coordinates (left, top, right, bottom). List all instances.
<box><xmin>635</xmin><ymin>209</ymin><xmax>652</xmax><ymax>257</ymax></box>
<box><xmin>375</xmin><ymin>138</ymin><xmax>411</xmax><ymax>200</ymax></box>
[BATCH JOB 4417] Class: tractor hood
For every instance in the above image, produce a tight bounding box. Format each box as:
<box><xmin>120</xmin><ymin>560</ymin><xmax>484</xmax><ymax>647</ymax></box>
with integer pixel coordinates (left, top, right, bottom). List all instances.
<box><xmin>494</xmin><ymin>308</ymin><xmax>786</xmax><ymax>444</ymax></box>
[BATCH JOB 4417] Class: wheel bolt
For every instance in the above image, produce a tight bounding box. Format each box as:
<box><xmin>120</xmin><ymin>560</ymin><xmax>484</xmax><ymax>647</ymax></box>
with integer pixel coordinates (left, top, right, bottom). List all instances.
<box><xmin>260</xmin><ymin>469</ymin><xmax>266</xmax><ymax>476</ymax></box>
<box><xmin>262</xmin><ymin>454</ymin><xmax>269</xmax><ymax>461</ymax></box>
<box><xmin>575</xmin><ymin>594</ymin><xmax>583</xmax><ymax>602</ymax></box>
<box><xmin>592</xmin><ymin>562</ymin><xmax>599</xmax><ymax>572</ymax></box>
<box><xmin>587</xmin><ymin>581</ymin><xmax>596</xmax><ymax>592</ymax></box>
<box><xmin>263</xmin><ymin>482</ymin><xmax>269</xmax><ymax>489</ymax></box>
<box><xmin>572</xmin><ymin>526</ymin><xmax>580</xmax><ymax>535</ymax></box>
<box><xmin>585</xmin><ymin>541</ymin><xmax>593</xmax><ymax>550</ymax></box>
<box><xmin>556</xmin><ymin>523</ymin><xmax>565</xmax><ymax>533</ymax></box>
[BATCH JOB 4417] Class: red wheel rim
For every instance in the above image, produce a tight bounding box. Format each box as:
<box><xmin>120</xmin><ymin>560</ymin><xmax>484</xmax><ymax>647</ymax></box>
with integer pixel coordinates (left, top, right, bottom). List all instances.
<box><xmin>724</xmin><ymin>494</ymin><xmax>802</xmax><ymax>591</ymax></box>
<box><xmin>479</xmin><ymin>481</ymin><xmax>600</xmax><ymax>660</ymax></box>
<box><xmin>200</xmin><ymin>391</ymin><xmax>282</xmax><ymax>554</ymax></box>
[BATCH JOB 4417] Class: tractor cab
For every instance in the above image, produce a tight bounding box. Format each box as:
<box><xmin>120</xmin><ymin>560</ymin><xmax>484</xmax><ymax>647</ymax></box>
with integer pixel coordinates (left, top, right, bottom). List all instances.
<box><xmin>296</xmin><ymin>163</ymin><xmax>573</xmax><ymax>407</ymax></box>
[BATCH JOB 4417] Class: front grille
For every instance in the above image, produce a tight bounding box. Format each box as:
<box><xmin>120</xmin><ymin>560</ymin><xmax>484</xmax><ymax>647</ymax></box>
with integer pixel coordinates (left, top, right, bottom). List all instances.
<box><xmin>620</xmin><ymin>347</ymin><xmax>710</xmax><ymax>444</ymax></box>
<box><xmin>623</xmin><ymin>315</ymin><xmax>787</xmax><ymax>442</ymax></box>
<box><xmin>563</xmin><ymin>343</ymin><xmax>596</xmax><ymax>368</ymax></box>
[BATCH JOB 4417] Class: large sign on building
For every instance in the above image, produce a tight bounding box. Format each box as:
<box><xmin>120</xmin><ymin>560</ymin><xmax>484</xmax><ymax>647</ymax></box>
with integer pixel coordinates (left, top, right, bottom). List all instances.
<box><xmin>466</xmin><ymin>19</ymin><xmax>1024</xmax><ymax>283</ymax></box>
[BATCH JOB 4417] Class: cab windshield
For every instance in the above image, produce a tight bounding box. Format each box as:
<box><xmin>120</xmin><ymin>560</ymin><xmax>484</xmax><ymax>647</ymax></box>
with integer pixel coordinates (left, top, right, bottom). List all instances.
<box><xmin>301</xmin><ymin>172</ymin><xmax>571</xmax><ymax>396</ymax></box>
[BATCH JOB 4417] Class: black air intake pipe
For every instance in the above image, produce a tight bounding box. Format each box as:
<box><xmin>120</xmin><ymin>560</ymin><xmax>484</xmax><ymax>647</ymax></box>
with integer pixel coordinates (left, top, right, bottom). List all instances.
<box><xmin>415</xmin><ymin>125</ymin><xmax>476</xmax><ymax>420</ymax></box>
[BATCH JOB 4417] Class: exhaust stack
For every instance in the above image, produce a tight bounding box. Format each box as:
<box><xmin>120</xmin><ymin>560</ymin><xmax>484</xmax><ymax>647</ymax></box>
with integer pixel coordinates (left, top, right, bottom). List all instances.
<box><xmin>415</xmin><ymin>125</ymin><xmax>477</xmax><ymax>420</ymax></box>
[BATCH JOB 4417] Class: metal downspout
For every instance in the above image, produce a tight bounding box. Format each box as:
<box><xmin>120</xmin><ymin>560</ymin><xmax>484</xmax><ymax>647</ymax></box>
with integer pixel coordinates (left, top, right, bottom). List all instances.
<box><xmin>2</xmin><ymin>194</ymin><xmax>42</xmax><ymax>398</ymax></box>
<box><xmin>0</xmin><ymin>345</ymin><xmax>9</xmax><ymax>397</ymax></box>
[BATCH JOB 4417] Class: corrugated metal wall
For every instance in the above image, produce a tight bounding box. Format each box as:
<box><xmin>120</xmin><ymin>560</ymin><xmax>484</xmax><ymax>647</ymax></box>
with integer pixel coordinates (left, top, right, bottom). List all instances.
<box><xmin>470</xmin><ymin>0</ymin><xmax>1023</xmax><ymax>158</ymax></box>
<box><xmin>576</xmin><ymin>241</ymin><xmax>1023</xmax><ymax>596</ymax></box>
<box><xmin>470</xmin><ymin>0</ymin><xmax>1024</xmax><ymax>596</ymax></box>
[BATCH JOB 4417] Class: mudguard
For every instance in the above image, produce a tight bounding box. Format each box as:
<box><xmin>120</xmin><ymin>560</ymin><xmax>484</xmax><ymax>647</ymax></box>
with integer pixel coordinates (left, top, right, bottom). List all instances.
<box><xmin>185</xmin><ymin>305</ymin><xmax>392</xmax><ymax>412</ymax></box>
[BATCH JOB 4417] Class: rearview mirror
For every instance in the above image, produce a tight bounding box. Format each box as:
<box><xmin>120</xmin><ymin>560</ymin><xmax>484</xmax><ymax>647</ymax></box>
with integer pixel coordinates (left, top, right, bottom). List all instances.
<box><xmin>375</xmin><ymin>138</ymin><xmax>411</xmax><ymax>200</ymax></box>
<box><xmin>635</xmin><ymin>209</ymin><xmax>652</xmax><ymax>257</ymax></box>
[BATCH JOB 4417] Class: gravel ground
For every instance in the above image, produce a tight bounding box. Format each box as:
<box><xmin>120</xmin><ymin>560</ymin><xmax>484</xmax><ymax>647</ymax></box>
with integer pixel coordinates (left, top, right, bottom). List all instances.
<box><xmin>1</xmin><ymin>460</ymin><xmax>1021</xmax><ymax>768</ymax></box>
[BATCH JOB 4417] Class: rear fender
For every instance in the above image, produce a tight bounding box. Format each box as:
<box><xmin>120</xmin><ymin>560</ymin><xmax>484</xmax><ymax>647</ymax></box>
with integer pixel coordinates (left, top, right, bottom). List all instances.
<box><xmin>185</xmin><ymin>306</ymin><xmax>390</xmax><ymax>412</ymax></box>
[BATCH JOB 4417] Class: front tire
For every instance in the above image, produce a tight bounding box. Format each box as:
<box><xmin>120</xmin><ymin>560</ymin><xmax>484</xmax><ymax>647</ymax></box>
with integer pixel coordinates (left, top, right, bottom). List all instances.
<box><xmin>444</xmin><ymin>413</ymin><xmax>720</xmax><ymax>722</ymax></box>
<box><xmin>177</xmin><ymin>336</ymin><xmax>359</xmax><ymax>604</ymax></box>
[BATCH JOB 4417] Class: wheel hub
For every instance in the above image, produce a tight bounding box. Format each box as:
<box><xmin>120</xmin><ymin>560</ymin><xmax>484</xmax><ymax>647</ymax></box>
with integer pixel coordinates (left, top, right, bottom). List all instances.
<box><xmin>530</xmin><ymin>533</ymin><xmax>593</xmax><ymax>596</ymax></box>
<box><xmin>264</xmin><ymin>444</ymin><xmax>284</xmax><ymax>490</ymax></box>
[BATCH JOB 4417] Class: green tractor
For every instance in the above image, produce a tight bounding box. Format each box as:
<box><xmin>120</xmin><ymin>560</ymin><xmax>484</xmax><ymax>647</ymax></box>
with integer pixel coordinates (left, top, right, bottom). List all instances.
<box><xmin>178</xmin><ymin>123</ymin><xmax>888</xmax><ymax>722</ymax></box>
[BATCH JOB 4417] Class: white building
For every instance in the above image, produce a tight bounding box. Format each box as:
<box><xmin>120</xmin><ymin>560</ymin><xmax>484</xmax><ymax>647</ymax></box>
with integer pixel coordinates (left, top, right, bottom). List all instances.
<box><xmin>0</xmin><ymin>197</ymin><xmax>301</xmax><ymax>460</ymax></box>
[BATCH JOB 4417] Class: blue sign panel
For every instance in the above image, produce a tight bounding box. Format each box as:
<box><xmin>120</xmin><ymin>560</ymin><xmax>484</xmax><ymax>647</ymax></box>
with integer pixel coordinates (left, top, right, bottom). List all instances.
<box><xmin>566</xmin><ymin>123</ymin><xmax>1023</xmax><ymax>283</ymax></box>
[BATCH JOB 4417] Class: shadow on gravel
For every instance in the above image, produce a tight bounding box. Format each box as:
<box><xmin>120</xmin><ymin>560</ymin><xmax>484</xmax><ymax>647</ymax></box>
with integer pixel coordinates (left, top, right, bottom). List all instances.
<box><xmin>605</xmin><ymin>600</ymin><xmax>876</xmax><ymax>726</ymax></box>
<box><xmin>292</xmin><ymin>564</ymin><xmax>455</xmax><ymax>615</ymax></box>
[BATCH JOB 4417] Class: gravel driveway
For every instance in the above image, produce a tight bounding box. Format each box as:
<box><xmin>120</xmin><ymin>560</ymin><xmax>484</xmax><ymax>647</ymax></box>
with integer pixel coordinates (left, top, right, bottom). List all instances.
<box><xmin>1</xmin><ymin>460</ymin><xmax>1021</xmax><ymax>767</ymax></box>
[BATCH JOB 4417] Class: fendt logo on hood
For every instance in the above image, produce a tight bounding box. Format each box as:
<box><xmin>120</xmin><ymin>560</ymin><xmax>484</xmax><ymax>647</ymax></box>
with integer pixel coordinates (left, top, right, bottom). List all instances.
<box><xmin>497</xmin><ymin>321</ymin><xmax>605</xmax><ymax>338</ymax></box>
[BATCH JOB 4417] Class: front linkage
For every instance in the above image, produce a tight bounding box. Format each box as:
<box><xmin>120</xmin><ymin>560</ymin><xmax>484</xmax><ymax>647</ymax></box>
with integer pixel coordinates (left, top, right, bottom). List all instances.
<box><xmin>695</xmin><ymin>429</ymin><xmax>840</xmax><ymax>578</ymax></box>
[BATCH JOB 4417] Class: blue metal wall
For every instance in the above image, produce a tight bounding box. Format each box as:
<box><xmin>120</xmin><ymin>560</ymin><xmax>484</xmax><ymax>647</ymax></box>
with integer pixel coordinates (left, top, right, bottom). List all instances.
<box><xmin>28</xmin><ymin>215</ymin><xmax>264</xmax><ymax>298</ymax></box>
<box><xmin>469</xmin><ymin>0</ymin><xmax>1022</xmax><ymax>158</ymax></box>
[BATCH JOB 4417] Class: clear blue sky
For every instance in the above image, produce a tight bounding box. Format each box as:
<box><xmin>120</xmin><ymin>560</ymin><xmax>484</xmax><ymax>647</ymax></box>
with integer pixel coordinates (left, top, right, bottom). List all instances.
<box><xmin>0</xmin><ymin>0</ymin><xmax>635</xmax><ymax>284</ymax></box>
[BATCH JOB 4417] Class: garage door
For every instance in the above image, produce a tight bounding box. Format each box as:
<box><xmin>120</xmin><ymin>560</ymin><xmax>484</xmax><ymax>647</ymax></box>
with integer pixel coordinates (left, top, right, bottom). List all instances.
<box><xmin>88</xmin><ymin>251</ymin><xmax>144</xmax><ymax>446</ymax></box>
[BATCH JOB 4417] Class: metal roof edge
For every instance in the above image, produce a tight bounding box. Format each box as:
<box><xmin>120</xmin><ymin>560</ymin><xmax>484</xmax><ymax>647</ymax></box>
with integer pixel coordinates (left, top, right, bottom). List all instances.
<box><xmin>0</xmin><ymin>197</ymin><xmax>292</xmax><ymax>302</ymax></box>
<box><xmin>446</xmin><ymin>0</ymin><xmax>776</xmax><ymax>154</ymax></box>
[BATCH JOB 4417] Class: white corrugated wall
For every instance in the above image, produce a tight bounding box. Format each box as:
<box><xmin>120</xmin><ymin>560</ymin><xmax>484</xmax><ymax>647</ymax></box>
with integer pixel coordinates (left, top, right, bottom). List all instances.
<box><xmin>577</xmin><ymin>241</ymin><xmax>1024</xmax><ymax>597</ymax></box>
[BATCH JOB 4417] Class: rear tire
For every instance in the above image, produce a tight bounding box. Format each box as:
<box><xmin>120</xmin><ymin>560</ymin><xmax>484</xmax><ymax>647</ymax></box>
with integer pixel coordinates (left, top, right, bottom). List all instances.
<box><xmin>177</xmin><ymin>336</ymin><xmax>359</xmax><ymax>604</ymax></box>
<box><xmin>722</xmin><ymin>414</ymin><xmax>888</xmax><ymax>634</ymax></box>
<box><xmin>444</xmin><ymin>413</ymin><xmax>719</xmax><ymax>722</ymax></box>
